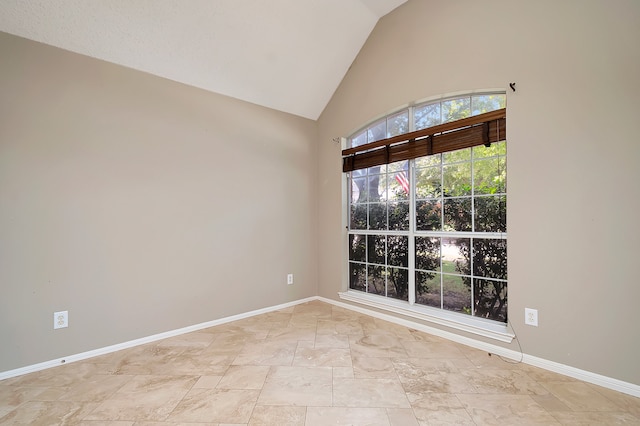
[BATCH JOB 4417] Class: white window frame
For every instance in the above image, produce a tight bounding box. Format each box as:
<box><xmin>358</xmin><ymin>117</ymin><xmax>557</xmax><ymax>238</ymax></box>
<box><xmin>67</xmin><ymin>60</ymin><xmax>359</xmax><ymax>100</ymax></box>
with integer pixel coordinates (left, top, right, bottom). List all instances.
<box><xmin>339</xmin><ymin>91</ymin><xmax>513</xmax><ymax>343</ymax></box>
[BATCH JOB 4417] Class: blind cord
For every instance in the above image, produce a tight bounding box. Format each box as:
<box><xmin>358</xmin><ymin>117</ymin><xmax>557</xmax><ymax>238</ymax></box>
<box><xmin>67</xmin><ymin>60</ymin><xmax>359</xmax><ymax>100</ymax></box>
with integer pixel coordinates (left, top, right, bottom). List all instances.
<box><xmin>490</xmin><ymin>316</ymin><xmax>524</xmax><ymax>364</ymax></box>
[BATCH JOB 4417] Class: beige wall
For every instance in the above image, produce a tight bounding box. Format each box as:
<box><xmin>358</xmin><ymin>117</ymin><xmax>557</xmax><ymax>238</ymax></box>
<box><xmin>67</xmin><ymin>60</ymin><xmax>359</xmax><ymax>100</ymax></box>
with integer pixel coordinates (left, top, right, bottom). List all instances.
<box><xmin>0</xmin><ymin>32</ymin><xmax>318</xmax><ymax>372</ymax></box>
<box><xmin>2</xmin><ymin>0</ymin><xmax>639</xmax><ymax>388</ymax></box>
<box><xmin>318</xmin><ymin>0</ymin><xmax>640</xmax><ymax>385</ymax></box>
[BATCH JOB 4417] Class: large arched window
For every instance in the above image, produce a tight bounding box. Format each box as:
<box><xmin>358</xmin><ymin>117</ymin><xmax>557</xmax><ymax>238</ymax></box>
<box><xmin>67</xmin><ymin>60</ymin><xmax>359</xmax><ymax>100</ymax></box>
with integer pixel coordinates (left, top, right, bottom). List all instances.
<box><xmin>342</xmin><ymin>92</ymin><xmax>509</xmax><ymax>339</ymax></box>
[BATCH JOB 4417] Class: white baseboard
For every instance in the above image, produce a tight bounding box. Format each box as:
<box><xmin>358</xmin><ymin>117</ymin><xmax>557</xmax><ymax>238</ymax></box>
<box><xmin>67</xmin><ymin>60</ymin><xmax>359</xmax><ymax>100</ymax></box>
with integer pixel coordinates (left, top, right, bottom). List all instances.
<box><xmin>0</xmin><ymin>297</ymin><xmax>316</xmax><ymax>381</ymax></box>
<box><xmin>3</xmin><ymin>295</ymin><xmax>638</xmax><ymax>399</ymax></box>
<box><xmin>317</xmin><ymin>296</ymin><xmax>640</xmax><ymax>398</ymax></box>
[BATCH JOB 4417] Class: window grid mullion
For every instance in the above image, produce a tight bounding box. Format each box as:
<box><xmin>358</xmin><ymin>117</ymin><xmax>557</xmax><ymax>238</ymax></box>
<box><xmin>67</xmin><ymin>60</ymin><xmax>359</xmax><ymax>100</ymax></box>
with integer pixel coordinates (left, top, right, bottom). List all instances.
<box><xmin>470</xmin><ymin>148</ymin><xmax>475</xmax><ymax>316</ymax></box>
<box><xmin>408</xmin><ymin>158</ymin><xmax>416</xmax><ymax>305</ymax></box>
<box><xmin>365</xmin><ymin>232</ymin><xmax>369</xmax><ymax>294</ymax></box>
<box><xmin>384</xmin><ymin>235</ymin><xmax>388</xmax><ymax>298</ymax></box>
<box><xmin>470</xmin><ymin>237</ymin><xmax>475</xmax><ymax>316</ymax></box>
<box><xmin>439</xmin><ymin>155</ymin><xmax>444</xmax><ymax>309</ymax></box>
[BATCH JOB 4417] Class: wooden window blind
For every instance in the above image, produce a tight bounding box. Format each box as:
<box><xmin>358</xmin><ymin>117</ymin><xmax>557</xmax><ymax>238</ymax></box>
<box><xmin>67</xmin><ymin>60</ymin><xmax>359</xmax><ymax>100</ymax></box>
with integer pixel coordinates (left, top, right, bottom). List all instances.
<box><xmin>342</xmin><ymin>108</ymin><xmax>506</xmax><ymax>172</ymax></box>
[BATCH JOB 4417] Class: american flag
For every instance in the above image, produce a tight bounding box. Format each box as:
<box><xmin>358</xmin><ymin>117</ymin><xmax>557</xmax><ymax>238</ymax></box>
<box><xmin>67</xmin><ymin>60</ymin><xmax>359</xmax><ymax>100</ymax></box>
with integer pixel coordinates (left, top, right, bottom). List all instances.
<box><xmin>395</xmin><ymin>171</ymin><xmax>409</xmax><ymax>193</ymax></box>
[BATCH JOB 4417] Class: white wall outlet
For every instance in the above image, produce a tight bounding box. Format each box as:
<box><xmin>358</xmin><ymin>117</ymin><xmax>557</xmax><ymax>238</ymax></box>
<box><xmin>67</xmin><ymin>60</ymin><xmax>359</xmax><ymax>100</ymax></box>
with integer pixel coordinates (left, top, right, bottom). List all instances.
<box><xmin>54</xmin><ymin>311</ymin><xmax>68</xmax><ymax>329</ymax></box>
<box><xmin>524</xmin><ymin>308</ymin><xmax>538</xmax><ymax>326</ymax></box>
<box><xmin>287</xmin><ymin>274</ymin><xmax>294</xmax><ymax>285</ymax></box>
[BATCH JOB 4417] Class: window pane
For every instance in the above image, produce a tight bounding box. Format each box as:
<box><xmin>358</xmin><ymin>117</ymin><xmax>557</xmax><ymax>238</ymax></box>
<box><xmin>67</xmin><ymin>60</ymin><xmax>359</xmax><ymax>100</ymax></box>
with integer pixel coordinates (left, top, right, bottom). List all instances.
<box><xmin>369</xmin><ymin>164</ymin><xmax>387</xmax><ymax>174</ymax></box>
<box><xmin>443</xmin><ymin>198</ymin><xmax>472</xmax><ymax>231</ymax></box>
<box><xmin>474</xmin><ymin>157</ymin><xmax>506</xmax><ymax>195</ymax></box>
<box><xmin>443</xmin><ymin>148</ymin><xmax>471</xmax><ymax>164</ymax></box>
<box><xmin>473</xmin><ymin>238</ymin><xmax>507</xmax><ymax>280</ymax></box>
<box><xmin>415</xmin><ymin>236</ymin><xmax>440</xmax><ymax>272</ymax></box>
<box><xmin>368</xmin><ymin>119</ymin><xmax>386</xmax><ymax>143</ymax></box>
<box><xmin>349</xmin><ymin>234</ymin><xmax>366</xmax><ymax>262</ymax></box>
<box><xmin>474</xmin><ymin>141</ymin><xmax>506</xmax><ymax>158</ymax></box>
<box><xmin>415</xmin><ymin>166</ymin><xmax>441</xmax><ymax>199</ymax></box>
<box><xmin>377</xmin><ymin>173</ymin><xmax>389</xmax><ymax>202</ymax></box>
<box><xmin>387</xmin><ymin>110</ymin><xmax>409</xmax><ymax>137</ymax></box>
<box><xmin>389</xmin><ymin>172</ymin><xmax>410</xmax><ymax>201</ymax></box>
<box><xmin>471</xmin><ymin>94</ymin><xmax>506</xmax><ymax>115</ymax></box>
<box><xmin>387</xmin><ymin>236</ymin><xmax>408</xmax><ymax>268</ymax></box>
<box><xmin>349</xmin><ymin>263</ymin><xmax>366</xmax><ymax>291</ymax></box>
<box><xmin>474</xmin><ymin>196</ymin><xmax>506</xmax><ymax>232</ymax></box>
<box><xmin>368</xmin><ymin>203</ymin><xmax>387</xmax><ymax>230</ymax></box>
<box><xmin>389</xmin><ymin>201</ymin><xmax>409</xmax><ymax>231</ymax></box>
<box><xmin>350</xmin><ymin>131</ymin><xmax>367</xmax><ymax>148</ymax></box>
<box><xmin>416</xmin><ymin>271</ymin><xmax>441</xmax><ymax>308</ymax></box>
<box><xmin>387</xmin><ymin>160</ymin><xmax>407</xmax><ymax>173</ymax></box>
<box><xmin>387</xmin><ymin>268</ymin><xmax>409</xmax><ymax>301</ymax></box>
<box><xmin>367</xmin><ymin>173</ymin><xmax>384</xmax><ymax>201</ymax></box>
<box><xmin>443</xmin><ymin>162</ymin><xmax>471</xmax><ymax>196</ymax></box>
<box><xmin>442</xmin><ymin>274</ymin><xmax>471</xmax><ymax>315</ymax></box>
<box><xmin>415</xmin><ymin>154</ymin><xmax>441</xmax><ymax>168</ymax></box>
<box><xmin>416</xmin><ymin>200</ymin><xmax>441</xmax><ymax>231</ymax></box>
<box><xmin>473</xmin><ymin>278</ymin><xmax>507</xmax><ymax>322</ymax></box>
<box><xmin>349</xmin><ymin>204</ymin><xmax>367</xmax><ymax>230</ymax></box>
<box><xmin>367</xmin><ymin>235</ymin><xmax>386</xmax><ymax>265</ymax></box>
<box><xmin>442</xmin><ymin>97</ymin><xmax>471</xmax><ymax>123</ymax></box>
<box><xmin>414</xmin><ymin>102</ymin><xmax>441</xmax><ymax>130</ymax></box>
<box><xmin>351</xmin><ymin>176</ymin><xmax>367</xmax><ymax>203</ymax></box>
<box><xmin>367</xmin><ymin>265</ymin><xmax>385</xmax><ymax>295</ymax></box>
<box><xmin>442</xmin><ymin>238</ymin><xmax>470</xmax><ymax>276</ymax></box>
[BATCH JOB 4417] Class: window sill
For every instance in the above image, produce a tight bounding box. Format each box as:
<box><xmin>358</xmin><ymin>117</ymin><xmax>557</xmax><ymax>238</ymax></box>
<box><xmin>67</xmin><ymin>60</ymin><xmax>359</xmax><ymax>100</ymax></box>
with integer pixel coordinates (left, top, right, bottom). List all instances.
<box><xmin>338</xmin><ymin>290</ymin><xmax>514</xmax><ymax>343</ymax></box>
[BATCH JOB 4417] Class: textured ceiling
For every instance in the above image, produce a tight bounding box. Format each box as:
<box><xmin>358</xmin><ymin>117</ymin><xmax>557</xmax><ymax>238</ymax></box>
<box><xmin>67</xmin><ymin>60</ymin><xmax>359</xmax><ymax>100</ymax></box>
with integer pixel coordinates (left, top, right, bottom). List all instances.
<box><xmin>0</xmin><ymin>0</ymin><xmax>407</xmax><ymax>119</ymax></box>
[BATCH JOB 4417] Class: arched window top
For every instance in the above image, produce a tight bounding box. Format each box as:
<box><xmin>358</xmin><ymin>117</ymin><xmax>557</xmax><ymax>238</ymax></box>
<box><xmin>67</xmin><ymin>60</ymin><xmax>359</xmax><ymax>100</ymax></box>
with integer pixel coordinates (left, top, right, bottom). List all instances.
<box><xmin>349</xmin><ymin>92</ymin><xmax>506</xmax><ymax>148</ymax></box>
<box><xmin>343</xmin><ymin>92</ymin><xmax>506</xmax><ymax>173</ymax></box>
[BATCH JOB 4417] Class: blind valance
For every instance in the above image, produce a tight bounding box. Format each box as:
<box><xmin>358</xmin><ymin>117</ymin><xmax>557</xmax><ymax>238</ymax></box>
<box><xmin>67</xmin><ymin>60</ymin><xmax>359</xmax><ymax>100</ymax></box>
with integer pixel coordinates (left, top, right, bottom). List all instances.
<box><xmin>342</xmin><ymin>108</ymin><xmax>506</xmax><ymax>172</ymax></box>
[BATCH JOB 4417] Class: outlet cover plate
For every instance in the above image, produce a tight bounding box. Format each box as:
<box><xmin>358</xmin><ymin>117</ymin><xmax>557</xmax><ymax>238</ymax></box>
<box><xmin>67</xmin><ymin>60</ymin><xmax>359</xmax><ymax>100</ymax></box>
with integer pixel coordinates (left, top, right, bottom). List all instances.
<box><xmin>54</xmin><ymin>311</ymin><xmax>68</xmax><ymax>329</ymax></box>
<box><xmin>524</xmin><ymin>308</ymin><xmax>538</xmax><ymax>326</ymax></box>
<box><xmin>287</xmin><ymin>274</ymin><xmax>294</xmax><ymax>285</ymax></box>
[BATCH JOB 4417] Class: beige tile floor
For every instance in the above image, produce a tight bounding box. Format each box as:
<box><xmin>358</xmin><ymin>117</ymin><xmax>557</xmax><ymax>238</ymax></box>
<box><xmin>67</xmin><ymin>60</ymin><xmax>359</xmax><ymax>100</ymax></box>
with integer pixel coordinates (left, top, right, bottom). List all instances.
<box><xmin>1</xmin><ymin>300</ymin><xmax>639</xmax><ymax>425</ymax></box>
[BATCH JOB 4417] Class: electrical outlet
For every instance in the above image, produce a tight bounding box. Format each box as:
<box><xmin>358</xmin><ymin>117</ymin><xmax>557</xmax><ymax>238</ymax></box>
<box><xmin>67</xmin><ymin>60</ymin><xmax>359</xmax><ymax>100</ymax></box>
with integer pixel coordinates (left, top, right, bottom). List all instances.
<box><xmin>524</xmin><ymin>308</ymin><xmax>538</xmax><ymax>326</ymax></box>
<box><xmin>287</xmin><ymin>274</ymin><xmax>294</xmax><ymax>285</ymax></box>
<box><xmin>54</xmin><ymin>311</ymin><xmax>68</xmax><ymax>329</ymax></box>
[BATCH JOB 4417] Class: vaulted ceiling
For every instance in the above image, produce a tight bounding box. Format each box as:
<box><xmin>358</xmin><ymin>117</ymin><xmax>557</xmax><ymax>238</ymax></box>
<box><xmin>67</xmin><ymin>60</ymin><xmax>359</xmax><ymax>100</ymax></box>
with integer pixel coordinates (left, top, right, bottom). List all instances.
<box><xmin>0</xmin><ymin>0</ymin><xmax>407</xmax><ymax>119</ymax></box>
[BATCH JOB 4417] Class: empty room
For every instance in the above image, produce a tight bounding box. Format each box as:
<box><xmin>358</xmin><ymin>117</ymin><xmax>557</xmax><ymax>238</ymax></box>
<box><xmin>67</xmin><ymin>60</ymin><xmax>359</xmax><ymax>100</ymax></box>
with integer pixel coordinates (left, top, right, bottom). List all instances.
<box><xmin>1</xmin><ymin>0</ymin><xmax>639</xmax><ymax>424</ymax></box>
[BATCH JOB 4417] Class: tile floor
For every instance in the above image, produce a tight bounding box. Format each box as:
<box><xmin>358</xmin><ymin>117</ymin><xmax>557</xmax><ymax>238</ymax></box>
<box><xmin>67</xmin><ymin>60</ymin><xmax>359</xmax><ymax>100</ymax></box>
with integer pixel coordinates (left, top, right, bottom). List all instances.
<box><xmin>1</xmin><ymin>301</ymin><xmax>638</xmax><ymax>425</ymax></box>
